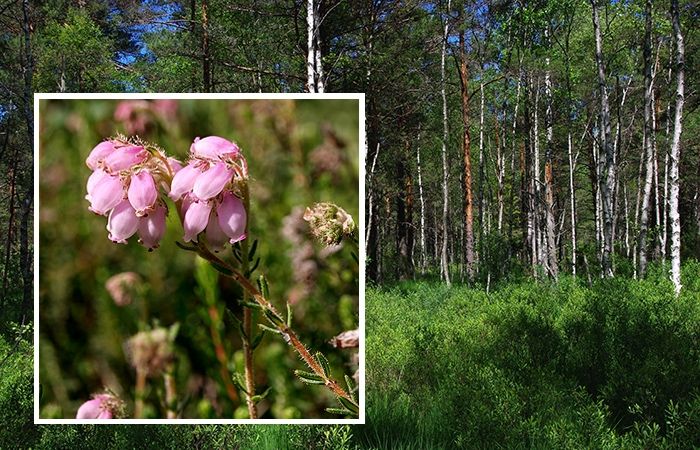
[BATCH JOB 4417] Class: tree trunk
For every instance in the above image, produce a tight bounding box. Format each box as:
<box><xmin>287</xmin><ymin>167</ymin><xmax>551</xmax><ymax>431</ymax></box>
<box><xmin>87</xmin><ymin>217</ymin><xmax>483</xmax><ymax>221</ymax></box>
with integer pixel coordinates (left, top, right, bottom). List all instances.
<box><xmin>669</xmin><ymin>0</ymin><xmax>684</xmax><ymax>295</ymax></box>
<box><xmin>202</xmin><ymin>0</ymin><xmax>211</xmax><ymax>92</ymax></box>
<box><xmin>416</xmin><ymin>134</ymin><xmax>426</xmax><ymax>274</ymax></box>
<box><xmin>440</xmin><ymin>0</ymin><xmax>451</xmax><ymax>285</ymax></box>
<box><xmin>638</xmin><ymin>0</ymin><xmax>654</xmax><ymax>278</ymax></box>
<box><xmin>20</xmin><ymin>0</ymin><xmax>33</xmax><ymax>321</ymax></box>
<box><xmin>458</xmin><ymin>24</ymin><xmax>475</xmax><ymax>281</ymax></box>
<box><xmin>544</xmin><ymin>26</ymin><xmax>558</xmax><ymax>279</ymax></box>
<box><xmin>306</xmin><ymin>0</ymin><xmax>325</xmax><ymax>93</ymax></box>
<box><xmin>591</xmin><ymin>0</ymin><xmax>615</xmax><ymax>277</ymax></box>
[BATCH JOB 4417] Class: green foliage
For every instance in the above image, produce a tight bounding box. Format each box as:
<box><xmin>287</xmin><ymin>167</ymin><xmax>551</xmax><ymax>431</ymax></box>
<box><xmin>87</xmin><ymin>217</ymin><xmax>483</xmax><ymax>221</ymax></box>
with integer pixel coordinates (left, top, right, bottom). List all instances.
<box><xmin>364</xmin><ymin>262</ymin><xmax>700</xmax><ymax>448</ymax></box>
<box><xmin>0</xmin><ymin>334</ymin><xmax>35</xmax><ymax>448</ymax></box>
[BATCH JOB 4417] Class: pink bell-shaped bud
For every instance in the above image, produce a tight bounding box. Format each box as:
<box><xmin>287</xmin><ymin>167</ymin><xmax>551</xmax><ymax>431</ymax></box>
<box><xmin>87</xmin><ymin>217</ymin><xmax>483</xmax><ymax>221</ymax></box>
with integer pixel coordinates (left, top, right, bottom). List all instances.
<box><xmin>107</xmin><ymin>200</ymin><xmax>140</xmax><ymax>244</ymax></box>
<box><xmin>192</xmin><ymin>162</ymin><xmax>233</xmax><ymax>201</ymax></box>
<box><xmin>138</xmin><ymin>204</ymin><xmax>167</xmax><ymax>250</ymax></box>
<box><xmin>205</xmin><ymin>210</ymin><xmax>228</xmax><ymax>252</ymax></box>
<box><xmin>86</xmin><ymin>141</ymin><xmax>115</xmax><ymax>170</ymax></box>
<box><xmin>183</xmin><ymin>200</ymin><xmax>212</xmax><ymax>242</ymax></box>
<box><xmin>87</xmin><ymin>173</ymin><xmax>124</xmax><ymax>216</ymax></box>
<box><xmin>217</xmin><ymin>191</ymin><xmax>247</xmax><ymax>243</ymax></box>
<box><xmin>190</xmin><ymin>136</ymin><xmax>239</xmax><ymax>160</ymax></box>
<box><xmin>169</xmin><ymin>163</ymin><xmax>201</xmax><ymax>201</ymax></box>
<box><xmin>104</xmin><ymin>145</ymin><xmax>147</xmax><ymax>172</ymax></box>
<box><xmin>167</xmin><ymin>157</ymin><xmax>183</xmax><ymax>174</ymax></box>
<box><xmin>128</xmin><ymin>170</ymin><xmax>158</xmax><ymax>217</ymax></box>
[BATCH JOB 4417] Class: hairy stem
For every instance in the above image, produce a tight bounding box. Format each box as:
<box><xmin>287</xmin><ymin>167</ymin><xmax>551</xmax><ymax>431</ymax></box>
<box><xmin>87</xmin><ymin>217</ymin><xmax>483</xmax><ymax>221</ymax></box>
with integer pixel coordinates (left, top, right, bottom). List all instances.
<box><xmin>240</xmin><ymin>185</ymin><xmax>258</xmax><ymax>419</ymax></box>
<box><xmin>196</xmin><ymin>244</ymin><xmax>356</xmax><ymax>405</ymax></box>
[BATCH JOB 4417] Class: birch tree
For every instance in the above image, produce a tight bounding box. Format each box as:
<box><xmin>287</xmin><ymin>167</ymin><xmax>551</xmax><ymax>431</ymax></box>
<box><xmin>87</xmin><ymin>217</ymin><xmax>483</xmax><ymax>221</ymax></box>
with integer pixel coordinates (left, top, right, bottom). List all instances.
<box><xmin>669</xmin><ymin>0</ymin><xmax>684</xmax><ymax>295</ymax></box>
<box><xmin>591</xmin><ymin>0</ymin><xmax>615</xmax><ymax>278</ymax></box>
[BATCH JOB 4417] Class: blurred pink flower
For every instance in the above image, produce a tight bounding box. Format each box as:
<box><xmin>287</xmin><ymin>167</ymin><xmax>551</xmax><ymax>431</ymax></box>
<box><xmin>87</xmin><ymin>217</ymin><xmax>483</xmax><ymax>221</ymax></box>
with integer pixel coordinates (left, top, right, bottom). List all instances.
<box><xmin>76</xmin><ymin>394</ymin><xmax>123</xmax><ymax>419</ymax></box>
<box><xmin>152</xmin><ymin>99</ymin><xmax>178</xmax><ymax>121</ymax></box>
<box><xmin>114</xmin><ymin>100</ymin><xmax>150</xmax><ymax>135</ymax></box>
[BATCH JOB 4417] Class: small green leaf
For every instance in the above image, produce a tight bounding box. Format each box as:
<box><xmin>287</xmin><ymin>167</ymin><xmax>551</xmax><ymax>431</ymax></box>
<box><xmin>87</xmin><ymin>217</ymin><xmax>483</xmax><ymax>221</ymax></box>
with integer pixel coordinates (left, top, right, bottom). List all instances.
<box><xmin>257</xmin><ymin>275</ymin><xmax>270</xmax><ymax>299</ymax></box>
<box><xmin>344</xmin><ymin>375</ymin><xmax>356</xmax><ymax>401</ymax></box>
<box><xmin>251</xmin><ymin>386</ymin><xmax>272</xmax><ymax>404</ymax></box>
<box><xmin>251</xmin><ymin>330</ymin><xmax>265</xmax><ymax>349</ymax></box>
<box><xmin>232</xmin><ymin>373</ymin><xmax>248</xmax><ymax>394</ymax></box>
<box><xmin>246</xmin><ymin>257</ymin><xmax>260</xmax><ymax>277</ymax></box>
<box><xmin>326</xmin><ymin>407</ymin><xmax>353</xmax><ymax>415</ymax></box>
<box><xmin>315</xmin><ymin>352</ymin><xmax>331</xmax><ymax>377</ymax></box>
<box><xmin>258</xmin><ymin>324</ymin><xmax>281</xmax><ymax>335</ymax></box>
<box><xmin>248</xmin><ymin>239</ymin><xmax>258</xmax><ymax>260</ymax></box>
<box><xmin>295</xmin><ymin>370</ymin><xmax>325</xmax><ymax>385</ymax></box>
<box><xmin>264</xmin><ymin>309</ymin><xmax>285</xmax><ymax>327</ymax></box>
<box><xmin>337</xmin><ymin>396</ymin><xmax>359</xmax><ymax>414</ymax></box>
<box><xmin>168</xmin><ymin>323</ymin><xmax>180</xmax><ymax>342</ymax></box>
<box><xmin>286</xmin><ymin>303</ymin><xmax>293</xmax><ymax>327</ymax></box>
<box><xmin>240</xmin><ymin>300</ymin><xmax>263</xmax><ymax>310</ymax></box>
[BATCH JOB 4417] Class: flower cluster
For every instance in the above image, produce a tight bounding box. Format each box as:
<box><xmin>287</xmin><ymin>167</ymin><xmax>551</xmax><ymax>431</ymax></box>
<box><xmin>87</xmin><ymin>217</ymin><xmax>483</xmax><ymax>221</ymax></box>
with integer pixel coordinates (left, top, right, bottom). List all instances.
<box><xmin>85</xmin><ymin>135</ymin><xmax>248</xmax><ymax>252</ymax></box>
<box><xmin>169</xmin><ymin>136</ymin><xmax>248</xmax><ymax>251</ymax></box>
<box><xmin>126</xmin><ymin>326</ymin><xmax>176</xmax><ymax>378</ymax></box>
<box><xmin>85</xmin><ymin>138</ymin><xmax>171</xmax><ymax>250</ymax></box>
<box><xmin>303</xmin><ymin>202</ymin><xmax>356</xmax><ymax>247</ymax></box>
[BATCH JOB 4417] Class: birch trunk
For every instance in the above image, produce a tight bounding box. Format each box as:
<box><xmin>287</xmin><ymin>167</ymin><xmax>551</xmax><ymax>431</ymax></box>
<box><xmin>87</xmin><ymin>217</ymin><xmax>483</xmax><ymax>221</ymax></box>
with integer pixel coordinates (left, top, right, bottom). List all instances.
<box><xmin>669</xmin><ymin>0</ymin><xmax>684</xmax><ymax>295</ymax></box>
<box><xmin>638</xmin><ymin>0</ymin><xmax>654</xmax><ymax>277</ymax></box>
<box><xmin>591</xmin><ymin>0</ymin><xmax>615</xmax><ymax>277</ymax></box>
<box><xmin>440</xmin><ymin>0</ymin><xmax>451</xmax><ymax>285</ymax></box>
<box><xmin>416</xmin><ymin>134</ymin><xmax>426</xmax><ymax>274</ymax></box>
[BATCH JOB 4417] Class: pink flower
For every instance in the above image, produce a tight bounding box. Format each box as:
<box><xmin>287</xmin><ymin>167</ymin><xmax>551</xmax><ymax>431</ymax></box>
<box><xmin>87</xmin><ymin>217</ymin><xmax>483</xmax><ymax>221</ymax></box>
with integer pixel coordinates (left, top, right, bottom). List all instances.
<box><xmin>104</xmin><ymin>145</ymin><xmax>147</xmax><ymax>172</ymax></box>
<box><xmin>76</xmin><ymin>394</ymin><xmax>120</xmax><ymax>419</ymax></box>
<box><xmin>107</xmin><ymin>200</ymin><xmax>140</xmax><ymax>244</ymax></box>
<box><xmin>86</xmin><ymin>173</ymin><xmax>124</xmax><ymax>216</ymax></box>
<box><xmin>86</xmin><ymin>141</ymin><xmax>115</xmax><ymax>170</ymax></box>
<box><xmin>192</xmin><ymin>162</ymin><xmax>233</xmax><ymax>201</ymax></box>
<box><xmin>191</xmin><ymin>136</ymin><xmax>239</xmax><ymax>160</ymax></box>
<box><xmin>205</xmin><ymin>210</ymin><xmax>228</xmax><ymax>252</ymax></box>
<box><xmin>217</xmin><ymin>192</ymin><xmax>247</xmax><ymax>243</ymax></box>
<box><xmin>138</xmin><ymin>204</ymin><xmax>167</xmax><ymax>250</ymax></box>
<box><xmin>183</xmin><ymin>199</ymin><xmax>212</xmax><ymax>242</ymax></box>
<box><xmin>128</xmin><ymin>170</ymin><xmax>158</xmax><ymax>216</ymax></box>
<box><xmin>153</xmin><ymin>100</ymin><xmax>178</xmax><ymax>120</ymax></box>
<box><xmin>168</xmin><ymin>157</ymin><xmax>183</xmax><ymax>173</ymax></box>
<box><xmin>169</xmin><ymin>163</ymin><xmax>201</xmax><ymax>201</ymax></box>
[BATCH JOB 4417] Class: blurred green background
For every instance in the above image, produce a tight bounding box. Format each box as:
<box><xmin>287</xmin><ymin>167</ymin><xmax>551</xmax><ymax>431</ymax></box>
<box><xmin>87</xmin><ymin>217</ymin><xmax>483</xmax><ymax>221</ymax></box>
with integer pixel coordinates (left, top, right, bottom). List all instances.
<box><xmin>39</xmin><ymin>98</ymin><xmax>360</xmax><ymax>419</ymax></box>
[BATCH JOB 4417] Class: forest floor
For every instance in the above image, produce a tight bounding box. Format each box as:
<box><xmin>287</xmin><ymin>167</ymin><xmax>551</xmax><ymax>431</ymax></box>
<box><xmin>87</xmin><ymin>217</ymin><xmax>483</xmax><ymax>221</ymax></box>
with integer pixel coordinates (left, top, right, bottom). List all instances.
<box><xmin>363</xmin><ymin>261</ymin><xmax>700</xmax><ymax>449</ymax></box>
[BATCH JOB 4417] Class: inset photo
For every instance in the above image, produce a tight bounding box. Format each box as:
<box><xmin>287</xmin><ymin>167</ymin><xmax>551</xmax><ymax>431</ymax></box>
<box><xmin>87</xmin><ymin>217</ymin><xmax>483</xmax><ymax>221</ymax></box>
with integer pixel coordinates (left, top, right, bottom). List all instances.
<box><xmin>36</xmin><ymin>94</ymin><xmax>364</xmax><ymax>423</ymax></box>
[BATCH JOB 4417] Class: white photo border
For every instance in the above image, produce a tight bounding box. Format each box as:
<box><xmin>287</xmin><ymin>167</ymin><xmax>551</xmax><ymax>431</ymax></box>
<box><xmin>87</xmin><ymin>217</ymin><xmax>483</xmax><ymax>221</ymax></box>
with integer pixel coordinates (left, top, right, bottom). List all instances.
<box><xmin>33</xmin><ymin>92</ymin><xmax>366</xmax><ymax>425</ymax></box>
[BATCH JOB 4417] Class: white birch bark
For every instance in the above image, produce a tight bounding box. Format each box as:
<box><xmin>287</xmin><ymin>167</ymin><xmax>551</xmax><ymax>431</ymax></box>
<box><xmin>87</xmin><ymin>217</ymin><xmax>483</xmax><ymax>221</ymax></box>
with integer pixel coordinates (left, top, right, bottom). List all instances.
<box><xmin>591</xmin><ymin>0</ymin><xmax>615</xmax><ymax>277</ymax></box>
<box><xmin>669</xmin><ymin>0</ymin><xmax>684</xmax><ymax>295</ymax></box>
<box><xmin>440</xmin><ymin>0</ymin><xmax>451</xmax><ymax>285</ymax></box>
<box><xmin>416</xmin><ymin>134</ymin><xmax>426</xmax><ymax>274</ymax></box>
